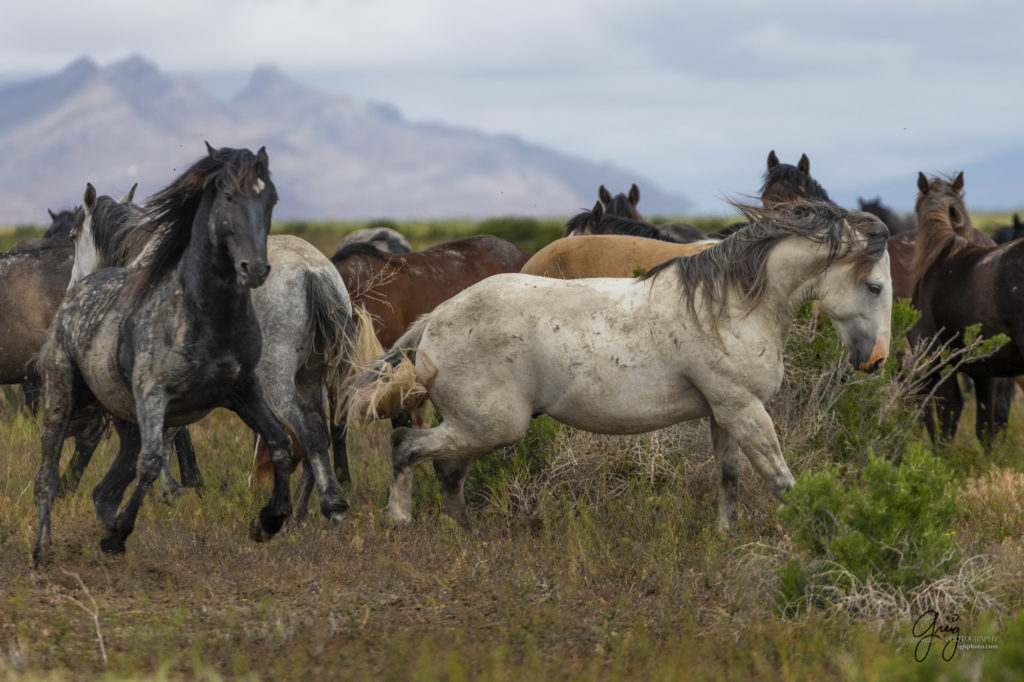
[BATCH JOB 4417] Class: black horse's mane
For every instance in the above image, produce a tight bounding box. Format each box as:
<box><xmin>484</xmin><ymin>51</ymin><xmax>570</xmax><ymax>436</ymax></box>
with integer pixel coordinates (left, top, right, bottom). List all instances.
<box><xmin>128</xmin><ymin>146</ymin><xmax>274</xmax><ymax>298</ymax></box>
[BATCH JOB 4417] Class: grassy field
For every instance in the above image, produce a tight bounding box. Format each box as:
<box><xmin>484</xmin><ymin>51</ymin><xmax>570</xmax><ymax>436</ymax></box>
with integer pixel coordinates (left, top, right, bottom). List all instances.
<box><xmin>2</xmin><ymin>214</ymin><xmax>1024</xmax><ymax>679</ymax></box>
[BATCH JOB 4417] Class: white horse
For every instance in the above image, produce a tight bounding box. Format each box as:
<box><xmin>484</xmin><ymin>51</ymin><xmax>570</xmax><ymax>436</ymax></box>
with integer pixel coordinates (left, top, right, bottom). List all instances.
<box><xmin>349</xmin><ymin>202</ymin><xmax>892</xmax><ymax>531</ymax></box>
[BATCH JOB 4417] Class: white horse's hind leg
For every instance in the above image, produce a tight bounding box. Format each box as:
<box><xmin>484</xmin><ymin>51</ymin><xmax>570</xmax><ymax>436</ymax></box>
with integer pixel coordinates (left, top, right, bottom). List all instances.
<box><xmin>433</xmin><ymin>458</ymin><xmax>474</xmax><ymax>527</ymax></box>
<box><xmin>385</xmin><ymin>413</ymin><xmax>528</xmax><ymax>524</ymax></box>
<box><xmin>712</xmin><ymin>400</ymin><xmax>795</xmax><ymax>499</ymax></box>
<box><xmin>709</xmin><ymin>418</ymin><xmax>741</xmax><ymax>532</ymax></box>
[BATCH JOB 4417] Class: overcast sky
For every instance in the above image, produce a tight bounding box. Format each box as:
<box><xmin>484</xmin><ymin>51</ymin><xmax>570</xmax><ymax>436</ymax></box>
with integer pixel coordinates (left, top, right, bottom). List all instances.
<box><xmin>2</xmin><ymin>0</ymin><xmax>1022</xmax><ymax>213</ymax></box>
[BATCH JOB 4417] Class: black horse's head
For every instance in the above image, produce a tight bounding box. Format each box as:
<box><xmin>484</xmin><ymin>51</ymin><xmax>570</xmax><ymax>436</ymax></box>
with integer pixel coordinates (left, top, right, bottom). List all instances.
<box><xmin>599</xmin><ymin>183</ymin><xmax>641</xmax><ymax>220</ymax></box>
<box><xmin>760</xmin><ymin>150</ymin><xmax>831</xmax><ymax>205</ymax></box>
<box><xmin>202</xmin><ymin>143</ymin><xmax>278</xmax><ymax>288</ymax></box>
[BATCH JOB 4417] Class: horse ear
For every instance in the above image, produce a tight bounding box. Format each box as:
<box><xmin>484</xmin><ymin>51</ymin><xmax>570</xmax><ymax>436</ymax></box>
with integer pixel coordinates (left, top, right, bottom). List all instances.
<box><xmin>48</xmin><ymin>208</ymin><xmax>57</xmax><ymax>221</ymax></box>
<box><xmin>629</xmin><ymin>183</ymin><xmax>640</xmax><ymax>206</ymax></box>
<box><xmin>797</xmin><ymin>154</ymin><xmax>810</xmax><ymax>174</ymax></box>
<box><xmin>257</xmin><ymin>146</ymin><xmax>269</xmax><ymax>168</ymax></box>
<box><xmin>83</xmin><ymin>183</ymin><xmax>97</xmax><ymax>209</ymax></box>
<box><xmin>205</xmin><ymin>141</ymin><xmax>217</xmax><ymax>157</ymax></box>
<box><xmin>952</xmin><ymin>171</ymin><xmax>964</xmax><ymax>193</ymax></box>
<box><xmin>917</xmin><ymin>172</ymin><xmax>929</xmax><ymax>193</ymax></box>
<box><xmin>767</xmin><ymin>150</ymin><xmax>779</xmax><ymax>169</ymax></box>
<box><xmin>598</xmin><ymin>185</ymin><xmax>611</xmax><ymax>204</ymax></box>
<box><xmin>1014</xmin><ymin>213</ymin><xmax>1021</xmax><ymax>228</ymax></box>
<box><xmin>592</xmin><ymin>200</ymin><xmax>604</xmax><ymax>221</ymax></box>
<box><xmin>119</xmin><ymin>183</ymin><xmax>138</xmax><ymax>205</ymax></box>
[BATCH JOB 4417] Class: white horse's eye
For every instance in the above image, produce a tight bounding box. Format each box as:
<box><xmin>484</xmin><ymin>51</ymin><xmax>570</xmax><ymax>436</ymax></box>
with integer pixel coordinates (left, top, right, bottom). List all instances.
<box><xmin>866</xmin><ymin>282</ymin><xmax>882</xmax><ymax>295</ymax></box>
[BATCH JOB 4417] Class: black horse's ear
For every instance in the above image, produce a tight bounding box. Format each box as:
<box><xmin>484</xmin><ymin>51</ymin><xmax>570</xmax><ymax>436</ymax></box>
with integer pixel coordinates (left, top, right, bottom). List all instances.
<box><xmin>629</xmin><ymin>183</ymin><xmax>640</xmax><ymax>206</ymax></box>
<box><xmin>767</xmin><ymin>150</ymin><xmax>779</xmax><ymax>169</ymax></box>
<box><xmin>592</xmin><ymin>200</ymin><xmax>604</xmax><ymax>221</ymax></box>
<box><xmin>48</xmin><ymin>208</ymin><xmax>57</xmax><ymax>221</ymax></box>
<box><xmin>119</xmin><ymin>183</ymin><xmax>137</xmax><ymax>205</ymax></box>
<box><xmin>257</xmin><ymin>146</ymin><xmax>269</xmax><ymax>168</ymax></box>
<box><xmin>797</xmin><ymin>154</ymin><xmax>810</xmax><ymax>174</ymax></box>
<box><xmin>917</xmin><ymin>172</ymin><xmax>929</xmax><ymax>193</ymax></box>
<box><xmin>205</xmin><ymin>141</ymin><xmax>217</xmax><ymax>157</ymax></box>
<box><xmin>1014</xmin><ymin>213</ymin><xmax>1022</xmax><ymax>228</ymax></box>
<box><xmin>598</xmin><ymin>185</ymin><xmax>611</xmax><ymax>204</ymax></box>
<box><xmin>952</xmin><ymin>171</ymin><xmax>964</xmax><ymax>193</ymax></box>
<box><xmin>84</xmin><ymin>182</ymin><xmax>97</xmax><ymax>209</ymax></box>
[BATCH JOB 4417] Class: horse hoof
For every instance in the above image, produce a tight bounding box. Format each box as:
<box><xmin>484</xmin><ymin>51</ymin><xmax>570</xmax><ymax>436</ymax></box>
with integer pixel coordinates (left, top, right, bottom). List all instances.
<box><xmin>329</xmin><ymin>512</ymin><xmax>346</xmax><ymax>526</ymax></box>
<box><xmin>160</xmin><ymin>485</ymin><xmax>185</xmax><ymax>506</ymax></box>
<box><xmin>383</xmin><ymin>505</ymin><xmax>412</xmax><ymax>525</ymax></box>
<box><xmin>249</xmin><ymin>518</ymin><xmax>272</xmax><ymax>543</ymax></box>
<box><xmin>99</xmin><ymin>536</ymin><xmax>126</xmax><ymax>555</ymax></box>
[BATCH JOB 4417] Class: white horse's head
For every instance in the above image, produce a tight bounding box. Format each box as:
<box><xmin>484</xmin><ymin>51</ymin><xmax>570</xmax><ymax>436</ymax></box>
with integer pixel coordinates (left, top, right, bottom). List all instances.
<box><xmin>68</xmin><ymin>182</ymin><xmax>137</xmax><ymax>290</ymax></box>
<box><xmin>816</xmin><ymin>223</ymin><xmax>892</xmax><ymax>372</ymax></box>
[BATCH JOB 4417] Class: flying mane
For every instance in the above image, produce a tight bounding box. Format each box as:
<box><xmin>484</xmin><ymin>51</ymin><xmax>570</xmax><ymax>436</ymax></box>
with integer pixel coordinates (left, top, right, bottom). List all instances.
<box><xmin>644</xmin><ymin>201</ymin><xmax>888</xmax><ymax>326</ymax></box>
<box><xmin>126</xmin><ymin>146</ymin><xmax>274</xmax><ymax>299</ymax></box>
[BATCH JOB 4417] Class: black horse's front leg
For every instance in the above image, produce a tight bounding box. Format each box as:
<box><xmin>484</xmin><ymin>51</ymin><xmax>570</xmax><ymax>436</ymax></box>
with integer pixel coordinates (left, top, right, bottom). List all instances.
<box><xmin>229</xmin><ymin>377</ymin><xmax>293</xmax><ymax>542</ymax></box>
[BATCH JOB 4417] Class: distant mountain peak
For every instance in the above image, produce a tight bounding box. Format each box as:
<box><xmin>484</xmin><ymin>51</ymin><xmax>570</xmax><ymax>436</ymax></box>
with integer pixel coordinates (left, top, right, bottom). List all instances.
<box><xmin>234</xmin><ymin>64</ymin><xmax>322</xmax><ymax>104</ymax></box>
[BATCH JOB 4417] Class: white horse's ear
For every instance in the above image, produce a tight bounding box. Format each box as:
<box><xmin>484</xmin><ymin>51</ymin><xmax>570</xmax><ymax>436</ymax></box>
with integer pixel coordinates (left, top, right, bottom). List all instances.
<box><xmin>205</xmin><ymin>141</ymin><xmax>217</xmax><ymax>157</ymax></box>
<box><xmin>84</xmin><ymin>183</ymin><xmax>97</xmax><ymax>209</ymax></box>
<box><xmin>119</xmin><ymin>183</ymin><xmax>138</xmax><ymax>205</ymax></box>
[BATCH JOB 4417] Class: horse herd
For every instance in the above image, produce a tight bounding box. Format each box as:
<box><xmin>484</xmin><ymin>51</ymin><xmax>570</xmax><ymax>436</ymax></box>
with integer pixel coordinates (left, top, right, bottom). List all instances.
<box><xmin>0</xmin><ymin>143</ymin><xmax>1017</xmax><ymax>565</ymax></box>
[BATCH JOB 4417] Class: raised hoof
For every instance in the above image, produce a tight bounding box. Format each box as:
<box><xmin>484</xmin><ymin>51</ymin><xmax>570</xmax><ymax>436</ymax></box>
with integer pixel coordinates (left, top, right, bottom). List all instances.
<box><xmin>160</xmin><ymin>483</ymin><xmax>185</xmax><ymax>506</ymax></box>
<box><xmin>99</xmin><ymin>535</ymin><xmax>126</xmax><ymax>555</ymax></box>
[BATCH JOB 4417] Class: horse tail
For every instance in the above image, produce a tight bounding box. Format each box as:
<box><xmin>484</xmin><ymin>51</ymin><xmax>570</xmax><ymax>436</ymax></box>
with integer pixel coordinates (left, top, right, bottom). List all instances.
<box><xmin>344</xmin><ymin>311</ymin><xmax>437</xmax><ymax>424</ymax></box>
<box><xmin>301</xmin><ymin>268</ymin><xmax>358</xmax><ymax>420</ymax></box>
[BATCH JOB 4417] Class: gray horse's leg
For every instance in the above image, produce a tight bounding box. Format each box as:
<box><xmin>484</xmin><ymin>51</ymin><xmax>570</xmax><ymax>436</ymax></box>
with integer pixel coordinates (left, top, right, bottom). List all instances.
<box><xmin>33</xmin><ymin>353</ymin><xmax>78</xmax><ymax>566</ymax></box>
<box><xmin>709</xmin><ymin>417</ymin><xmax>741</xmax><ymax>533</ymax></box>
<box><xmin>711</xmin><ymin>399</ymin><xmax>794</xmax><ymax>501</ymax></box>
<box><xmin>56</xmin><ymin>413</ymin><xmax>108</xmax><ymax>498</ymax></box>
<box><xmin>159</xmin><ymin>428</ymin><xmax>185</xmax><ymax>504</ymax></box>
<box><xmin>174</xmin><ymin>427</ymin><xmax>204</xmax><ymax>489</ymax></box>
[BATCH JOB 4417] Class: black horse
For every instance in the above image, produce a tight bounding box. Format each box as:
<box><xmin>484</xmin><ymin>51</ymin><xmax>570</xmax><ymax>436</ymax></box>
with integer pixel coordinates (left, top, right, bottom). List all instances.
<box><xmin>597</xmin><ymin>183</ymin><xmax>706</xmax><ymax>242</ymax></box>
<box><xmin>858</xmin><ymin>196</ymin><xmax>915</xmax><ymax>235</ymax></box>
<box><xmin>33</xmin><ymin>144</ymin><xmax>344</xmax><ymax>563</ymax></box>
<box><xmin>992</xmin><ymin>213</ymin><xmax>1024</xmax><ymax>244</ymax></box>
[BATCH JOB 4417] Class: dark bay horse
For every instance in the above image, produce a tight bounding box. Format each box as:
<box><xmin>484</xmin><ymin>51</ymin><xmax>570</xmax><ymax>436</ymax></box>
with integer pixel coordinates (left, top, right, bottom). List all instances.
<box><xmin>33</xmin><ymin>144</ymin><xmax>347</xmax><ymax>562</ymax></box>
<box><xmin>597</xmin><ymin>184</ymin><xmax>706</xmax><ymax>242</ymax></box>
<box><xmin>909</xmin><ymin>171</ymin><xmax>1024</xmax><ymax>446</ymax></box>
<box><xmin>992</xmin><ymin>213</ymin><xmax>1024</xmax><ymax>244</ymax></box>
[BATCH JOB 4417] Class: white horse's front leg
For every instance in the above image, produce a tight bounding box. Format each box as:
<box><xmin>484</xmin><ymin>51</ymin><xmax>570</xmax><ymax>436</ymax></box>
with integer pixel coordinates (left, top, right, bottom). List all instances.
<box><xmin>711</xmin><ymin>399</ymin><xmax>795</xmax><ymax>501</ymax></box>
<box><xmin>709</xmin><ymin>417</ymin><xmax>741</xmax><ymax>533</ymax></box>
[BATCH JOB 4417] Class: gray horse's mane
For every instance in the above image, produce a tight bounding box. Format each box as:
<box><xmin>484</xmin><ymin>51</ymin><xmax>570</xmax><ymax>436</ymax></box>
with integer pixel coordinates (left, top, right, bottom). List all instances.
<box><xmin>643</xmin><ymin>201</ymin><xmax>889</xmax><ymax>324</ymax></box>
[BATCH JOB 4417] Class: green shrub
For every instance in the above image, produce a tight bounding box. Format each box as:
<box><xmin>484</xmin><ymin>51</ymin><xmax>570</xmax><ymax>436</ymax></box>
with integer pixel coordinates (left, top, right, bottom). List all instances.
<box><xmin>776</xmin><ymin>442</ymin><xmax>958</xmax><ymax>617</ymax></box>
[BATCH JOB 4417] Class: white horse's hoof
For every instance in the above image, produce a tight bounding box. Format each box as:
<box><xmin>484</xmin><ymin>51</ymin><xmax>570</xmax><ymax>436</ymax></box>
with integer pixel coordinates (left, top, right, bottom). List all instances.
<box><xmin>383</xmin><ymin>505</ymin><xmax>412</xmax><ymax>525</ymax></box>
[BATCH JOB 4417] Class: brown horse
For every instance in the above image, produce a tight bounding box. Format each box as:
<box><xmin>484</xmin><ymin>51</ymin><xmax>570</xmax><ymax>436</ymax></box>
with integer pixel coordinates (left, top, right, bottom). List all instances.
<box><xmin>521</xmin><ymin>234</ymin><xmax>716</xmax><ymax>279</ymax></box>
<box><xmin>910</xmin><ymin>171</ymin><xmax>1023</xmax><ymax>446</ymax></box>
<box><xmin>252</xmin><ymin>235</ymin><xmax>531</xmax><ymax>484</ymax></box>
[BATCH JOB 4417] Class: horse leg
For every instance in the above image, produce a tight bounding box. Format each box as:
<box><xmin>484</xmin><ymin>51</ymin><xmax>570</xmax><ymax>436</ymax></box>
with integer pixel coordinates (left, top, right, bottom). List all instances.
<box><xmin>92</xmin><ymin>419</ymin><xmax>141</xmax><ymax>532</ymax></box>
<box><xmin>709</xmin><ymin>399</ymin><xmax>794</xmax><ymax>501</ymax></box>
<box><xmin>972</xmin><ymin>376</ymin><xmax>1006</xmax><ymax>449</ymax></box>
<box><xmin>330</xmin><ymin>418</ymin><xmax>350</xmax><ymax>486</ymax></box>
<box><xmin>56</xmin><ymin>413</ymin><xmax>108</xmax><ymax>498</ymax></box>
<box><xmin>709</xmin><ymin>417</ymin><xmax>741</xmax><ymax>533</ymax></box>
<box><xmin>387</xmin><ymin>412</ymin><xmax>527</xmax><ymax>525</ymax></box>
<box><xmin>33</xmin><ymin>354</ymin><xmax>78</xmax><ymax>566</ymax></box>
<box><xmin>228</xmin><ymin>377</ymin><xmax>295</xmax><ymax>542</ymax></box>
<box><xmin>100</xmin><ymin>409</ymin><xmax>170</xmax><ymax>555</ymax></box>
<box><xmin>174</xmin><ymin>426</ymin><xmax>204</xmax><ymax>489</ymax></box>
<box><xmin>432</xmin><ymin>458</ymin><xmax>473</xmax><ymax>528</ymax></box>
<box><xmin>158</xmin><ymin>427</ymin><xmax>185</xmax><ymax>504</ymax></box>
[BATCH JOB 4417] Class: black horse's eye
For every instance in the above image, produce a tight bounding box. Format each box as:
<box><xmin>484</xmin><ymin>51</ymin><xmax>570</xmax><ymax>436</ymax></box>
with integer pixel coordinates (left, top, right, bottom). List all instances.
<box><xmin>867</xmin><ymin>282</ymin><xmax>882</xmax><ymax>295</ymax></box>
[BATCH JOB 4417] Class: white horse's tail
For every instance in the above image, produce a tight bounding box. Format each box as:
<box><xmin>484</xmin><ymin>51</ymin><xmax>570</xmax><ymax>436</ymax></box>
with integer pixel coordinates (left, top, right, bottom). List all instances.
<box><xmin>344</xmin><ymin>310</ymin><xmax>437</xmax><ymax>424</ymax></box>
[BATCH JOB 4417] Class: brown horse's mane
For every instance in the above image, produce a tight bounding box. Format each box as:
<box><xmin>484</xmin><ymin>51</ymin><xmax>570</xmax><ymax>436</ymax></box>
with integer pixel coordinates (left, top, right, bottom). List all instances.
<box><xmin>911</xmin><ymin>172</ymin><xmax>974</xmax><ymax>288</ymax></box>
<box><xmin>643</xmin><ymin>201</ymin><xmax>888</xmax><ymax>326</ymax></box>
<box><xmin>126</xmin><ymin>146</ymin><xmax>273</xmax><ymax>300</ymax></box>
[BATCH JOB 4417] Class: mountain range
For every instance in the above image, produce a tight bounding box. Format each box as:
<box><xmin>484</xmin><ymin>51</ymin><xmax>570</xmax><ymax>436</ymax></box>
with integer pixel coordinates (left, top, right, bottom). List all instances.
<box><xmin>0</xmin><ymin>56</ymin><xmax>691</xmax><ymax>223</ymax></box>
